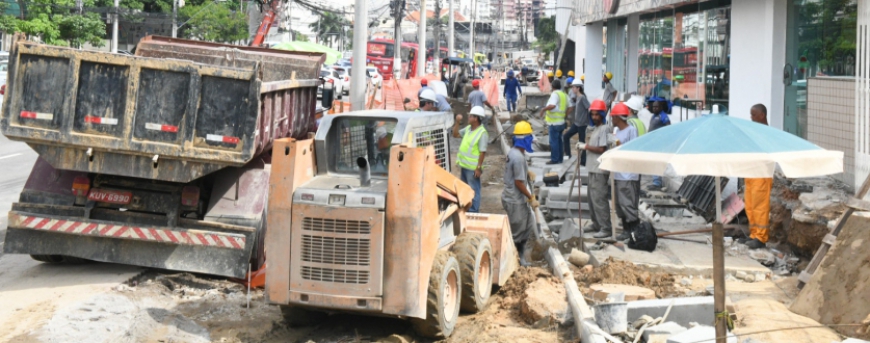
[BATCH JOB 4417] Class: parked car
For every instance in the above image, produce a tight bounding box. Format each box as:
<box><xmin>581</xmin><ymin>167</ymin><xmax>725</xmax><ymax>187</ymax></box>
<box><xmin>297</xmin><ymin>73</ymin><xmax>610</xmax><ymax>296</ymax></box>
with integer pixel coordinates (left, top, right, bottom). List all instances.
<box><xmin>333</xmin><ymin>66</ymin><xmax>350</xmax><ymax>95</ymax></box>
<box><xmin>366</xmin><ymin>67</ymin><xmax>382</xmax><ymax>87</ymax></box>
<box><xmin>318</xmin><ymin>68</ymin><xmax>343</xmax><ymax>99</ymax></box>
<box><xmin>334</xmin><ymin>59</ymin><xmax>352</xmax><ymax>69</ymax></box>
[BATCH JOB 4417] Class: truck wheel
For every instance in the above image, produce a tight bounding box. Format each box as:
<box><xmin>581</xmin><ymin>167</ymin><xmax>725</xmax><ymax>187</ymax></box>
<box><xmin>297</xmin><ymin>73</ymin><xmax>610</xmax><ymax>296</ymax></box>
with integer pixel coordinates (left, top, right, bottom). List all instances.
<box><xmin>452</xmin><ymin>233</ymin><xmax>493</xmax><ymax>313</ymax></box>
<box><xmin>411</xmin><ymin>251</ymin><xmax>461</xmax><ymax>338</ymax></box>
<box><xmin>280</xmin><ymin>306</ymin><xmax>327</xmax><ymax>327</ymax></box>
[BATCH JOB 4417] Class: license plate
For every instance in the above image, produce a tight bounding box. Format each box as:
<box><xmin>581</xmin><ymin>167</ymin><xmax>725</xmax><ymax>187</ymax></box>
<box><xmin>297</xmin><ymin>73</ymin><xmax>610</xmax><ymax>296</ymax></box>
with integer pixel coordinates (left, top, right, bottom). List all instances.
<box><xmin>88</xmin><ymin>189</ymin><xmax>133</xmax><ymax>205</ymax></box>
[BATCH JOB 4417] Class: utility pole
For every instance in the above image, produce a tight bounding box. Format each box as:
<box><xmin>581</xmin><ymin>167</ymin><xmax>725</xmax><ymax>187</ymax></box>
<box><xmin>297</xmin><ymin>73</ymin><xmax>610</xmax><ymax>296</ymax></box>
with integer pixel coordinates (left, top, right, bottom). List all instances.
<box><xmin>393</xmin><ymin>0</ymin><xmax>404</xmax><ymax>79</ymax></box>
<box><xmin>171</xmin><ymin>0</ymin><xmax>178</xmax><ymax>38</ymax></box>
<box><xmin>351</xmin><ymin>0</ymin><xmax>368</xmax><ymax>110</ymax></box>
<box><xmin>469</xmin><ymin>0</ymin><xmax>475</xmax><ymax>62</ymax></box>
<box><xmin>433</xmin><ymin>0</ymin><xmax>441</xmax><ymax>67</ymax></box>
<box><xmin>447</xmin><ymin>0</ymin><xmax>454</xmax><ymax>58</ymax></box>
<box><xmin>111</xmin><ymin>0</ymin><xmax>119</xmax><ymax>52</ymax></box>
<box><xmin>416</xmin><ymin>0</ymin><xmax>426</xmax><ymax>77</ymax></box>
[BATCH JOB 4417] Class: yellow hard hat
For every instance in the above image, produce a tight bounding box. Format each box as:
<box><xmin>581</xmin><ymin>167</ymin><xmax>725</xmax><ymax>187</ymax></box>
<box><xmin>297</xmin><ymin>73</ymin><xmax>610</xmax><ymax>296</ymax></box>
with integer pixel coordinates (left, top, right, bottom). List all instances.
<box><xmin>555</xmin><ymin>70</ymin><xmax>563</xmax><ymax>77</ymax></box>
<box><xmin>605</xmin><ymin>72</ymin><xmax>613</xmax><ymax>80</ymax></box>
<box><xmin>580</xmin><ymin>75</ymin><xmax>585</xmax><ymax>80</ymax></box>
<box><xmin>513</xmin><ymin>121</ymin><xmax>533</xmax><ymax>135</ymax></box>
<box><xmin>547</xmin><ymin>71</ymin><xmax>554</xmax><ymax>77</ymax></box>
<box><xmin>568</xmin><ymin>70</ymin><xmax>575</xmax><ymax>77</ymax></box>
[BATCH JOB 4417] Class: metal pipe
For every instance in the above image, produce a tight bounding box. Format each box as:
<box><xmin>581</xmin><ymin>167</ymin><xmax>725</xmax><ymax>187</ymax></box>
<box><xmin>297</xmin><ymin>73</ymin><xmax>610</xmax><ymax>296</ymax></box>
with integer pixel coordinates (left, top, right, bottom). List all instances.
<box><xmin>357</xmin><ymin>157</ymin><xmax>371</xmax><ymax>187</ymax></box>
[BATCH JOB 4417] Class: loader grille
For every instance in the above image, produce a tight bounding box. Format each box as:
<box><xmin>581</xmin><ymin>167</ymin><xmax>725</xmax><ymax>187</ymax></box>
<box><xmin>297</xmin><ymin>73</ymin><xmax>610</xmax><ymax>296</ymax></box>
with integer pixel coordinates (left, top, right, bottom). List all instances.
<box><xmin>415</xmin><ymin>128</ymin><xmax>448</xmax><ymax>170</ymax></box>
<box><xmin>301</xmin><ymin>235</ymin><xmax>371</xmax><ymax>266</ymax></box>
<box><xmin>302</xmin><ymin>217</ymin><xmax>371</xmax><ymax>234</ymax></box>
<box><xmin>301</xmin><ymin>266</ymin><xmax>370</xmax><ymax>284</ymax></box>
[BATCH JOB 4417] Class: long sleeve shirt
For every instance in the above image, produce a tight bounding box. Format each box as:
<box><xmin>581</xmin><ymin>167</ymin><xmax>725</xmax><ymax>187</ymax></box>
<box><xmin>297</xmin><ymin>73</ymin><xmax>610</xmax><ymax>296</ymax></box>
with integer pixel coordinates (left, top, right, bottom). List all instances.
<box><xmin>504</xmin><ymin>78</ymin><xmax>522</xmax><ymax>97</ymax></box>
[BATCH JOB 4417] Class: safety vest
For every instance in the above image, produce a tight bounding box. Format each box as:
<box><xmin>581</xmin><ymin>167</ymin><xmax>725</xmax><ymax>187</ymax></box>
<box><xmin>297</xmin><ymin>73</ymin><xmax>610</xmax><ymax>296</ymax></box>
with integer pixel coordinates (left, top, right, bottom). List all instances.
<box><xmin>545</xmin><ymin>91</ymin><xmax>568</xmax><ymax>124</ymax></box>
<box><xmin>457</xmin><ymin>125</ymin><xmax>486</xmax><ymax>170</ymax></box>
<box><xmin>628</xmin><ymin>117</ymin><xmax>647</xmax><ymax>136</ymax></box>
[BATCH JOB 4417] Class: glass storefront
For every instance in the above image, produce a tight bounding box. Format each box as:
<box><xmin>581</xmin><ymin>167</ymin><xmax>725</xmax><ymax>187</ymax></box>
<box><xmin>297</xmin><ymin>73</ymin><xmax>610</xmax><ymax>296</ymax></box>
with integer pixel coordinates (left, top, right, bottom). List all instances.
<box><xmin>784</xmin><ymin>0</ymin><xmax>858</xmax><ymax>138</ymax></box>
<box><xmin>635</xmin><ymin>3</ymin><xmax>731</xmax><ymax>116</ymax></box>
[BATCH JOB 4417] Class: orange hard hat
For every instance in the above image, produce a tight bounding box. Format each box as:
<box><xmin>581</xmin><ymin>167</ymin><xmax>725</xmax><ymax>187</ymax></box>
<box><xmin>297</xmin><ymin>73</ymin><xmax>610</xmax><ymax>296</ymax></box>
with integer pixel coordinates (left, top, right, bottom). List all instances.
<box><xmin>590</xmin><ymin>99</ymin><xmax>607</xmax><ymax>112</ymax></box>
<box><xmin>611</xmin><ymin>102</ymin><xmax>630</xmax><ymax>116</ymax></box>
<box><xmin>472</xmin><ymin>79</ymin><xmax>481</xmax><ymax>87</ymax></box>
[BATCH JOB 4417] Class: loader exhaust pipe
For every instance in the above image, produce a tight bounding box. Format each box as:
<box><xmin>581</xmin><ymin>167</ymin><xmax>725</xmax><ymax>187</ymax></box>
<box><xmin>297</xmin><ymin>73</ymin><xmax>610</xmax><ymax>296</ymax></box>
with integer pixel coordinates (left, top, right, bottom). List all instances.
<box><xmin>357</xmin><ymin>157</ymin><xmax>371</xmax><ymax>187</ymax></box>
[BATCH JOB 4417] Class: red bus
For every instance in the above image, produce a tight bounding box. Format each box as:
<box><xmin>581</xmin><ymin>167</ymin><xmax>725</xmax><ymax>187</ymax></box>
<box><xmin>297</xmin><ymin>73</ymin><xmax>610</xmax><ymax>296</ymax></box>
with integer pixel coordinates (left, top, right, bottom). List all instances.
<box><xmin>366</xmin><ymin>39</ymin><xmax>419</xmax><ymax>80</ymax></box>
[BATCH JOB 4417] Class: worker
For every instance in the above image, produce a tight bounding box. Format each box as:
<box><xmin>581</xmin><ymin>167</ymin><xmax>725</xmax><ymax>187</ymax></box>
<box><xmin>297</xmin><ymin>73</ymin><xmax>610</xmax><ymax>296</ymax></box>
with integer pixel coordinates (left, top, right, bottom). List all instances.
<box><xmin>453</xmin><ymin>106</ymin><xmax>489</xmax><ymax>213</ymax></box>
<box><xmin>502</xmin><ymin>120</ymin><xmax>538</xmax><ymax>265</ymax></box>
<box><xmin>566</xmin><ymin>76</ymin><xmax>574</xmax><ymax>87</ymax></box>
<box><xmin>646</xmin><ymin>97</ymin><xmax>671</xmax><ymax>191</ymax></box>
<box><xmin>568</xmin><ymin>70</ymin><xmax>575</xmax><ymax>78</ymax></box>
<box><xmin>537</xmin><ymin>79</ymin><xmax>568</xmax><ymax>165</ymax></box>
<box><xmin>504</xmin><ymin>70</ymin><xmax>522</xmax><ymax>113</ymax></box>
<box><xmin>741</xmin><ymin>104</ymin><xmax>772</xmax><ymax>249</ymax></box>
<box><xmin>580</xmin><ymin>74</ymin><xmax>585</xmax><ymax>85</ymax></box>
<box><xmin>547</xmin><ymin>71</ymin><xmax>554</xmax><ymax>83</ymax></box>
<box><xmin>468</xmin><ymin>79</ymin><xmax>497</xmax><ymax>123</ymax></box>
<box><xmin>417</xmin><ymin>78</ymin><xmax>431</xmax><ymax>97</ymax></box>
<box><xmin>563</xmin><ymin>77</ymin><xmax>589</xmax><ymax>165</ymax></box>
<box><xmin>581</xmin><ymin>99</ymin><xmax>613</xmax><ymax>238</ymax></box>
<box><xmin>623</xmin><ymin>95</ymin><xmax>648</xmax><ymax>136</ymax></box>
<box><xmin>602</xmin><ymin>72</ymin><xmax>618</xmax><ymax>110</ymax></box>
<box><xmin>610</xmin><ymin>102</ymin><xmax>640</xmax><ymax>241</ymax></box>
<box><xmin>418</xmin><ymin>89</ymin><xmax>439</xmax><ymax>112</ymax></box>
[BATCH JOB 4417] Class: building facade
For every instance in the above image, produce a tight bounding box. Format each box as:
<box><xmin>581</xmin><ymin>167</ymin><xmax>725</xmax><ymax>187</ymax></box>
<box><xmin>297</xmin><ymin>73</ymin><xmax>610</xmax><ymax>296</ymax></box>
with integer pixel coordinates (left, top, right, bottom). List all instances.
<box><xmin>562</xmin><ymin>0</ymin><xmax>868</xmax><ymax>190</ymax></box>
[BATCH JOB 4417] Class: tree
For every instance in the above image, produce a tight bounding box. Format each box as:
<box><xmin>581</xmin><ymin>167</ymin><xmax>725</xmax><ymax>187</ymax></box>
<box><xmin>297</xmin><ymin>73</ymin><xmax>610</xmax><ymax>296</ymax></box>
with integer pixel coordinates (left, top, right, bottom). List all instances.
<box><xmin>178</xmin><ymin>1</ymin><xmax>247</xmax><ymax>43</ymax></box>
<box><xmin>309</xmin><ymin>12</ymin><xmax>346</xmax><ymax>47</ymax></box>
<box><xmin>17</xmin><ymin>0</ymin><xmax>107</xmax><ymax>47</ymax></box>
<box><xmin>533</xmin><ymin>16</ymin><xmax>557</xmax><ymax>56</ymax></box>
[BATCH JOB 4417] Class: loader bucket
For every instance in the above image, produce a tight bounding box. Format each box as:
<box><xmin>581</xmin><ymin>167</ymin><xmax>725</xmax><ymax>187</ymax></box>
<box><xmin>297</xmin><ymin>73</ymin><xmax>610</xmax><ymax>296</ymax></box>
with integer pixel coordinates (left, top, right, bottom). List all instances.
<box><xmin>465</xmin><ymin>213</ymin><xmax>519</xmax><ymax>286</ymax></box>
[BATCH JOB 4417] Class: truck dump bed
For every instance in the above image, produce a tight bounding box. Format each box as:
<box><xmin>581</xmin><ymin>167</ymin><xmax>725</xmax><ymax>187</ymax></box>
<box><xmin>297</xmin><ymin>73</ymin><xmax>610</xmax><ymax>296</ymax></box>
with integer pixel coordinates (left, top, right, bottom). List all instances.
<box><xmin>0</xmin><ymin>36</ymin><xmax>324</xmax><ymax>183</ymax></box>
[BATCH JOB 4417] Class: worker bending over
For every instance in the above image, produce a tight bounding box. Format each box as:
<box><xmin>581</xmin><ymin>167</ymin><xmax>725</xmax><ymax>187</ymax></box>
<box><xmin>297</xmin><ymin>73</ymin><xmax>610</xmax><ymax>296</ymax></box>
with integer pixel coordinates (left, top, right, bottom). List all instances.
<box><xmin>610</xmin><ymin>102</ymin><xmax>641</xmax><ymax>241</ymax></box>
<box><xmin>502</xmin><ymin>121</ymin><xmax>538</xmax><ymax>266</ymax></box>
<box><xmin>453</xmin><ymin>106</ymin><xmax>489</xmax><ymax>213</ymax></box>
<box><xmin>583</xmin><ymin>100</ymin><xmax>614</xmax><ymax>238</ymax></box>
<box><xmin>418</xmin><ymin>89</ymin><xmax>439</xmax><ymax>112</ymax></box>
<box><xmin>538</xmin><ymin>79</ymin><xmax>568</xmax><ymax>165</ymax></box>
<box><xmin>741</xmin><ymin>104</ymin><xmax>772</xmax><ymax>249</ymax></box>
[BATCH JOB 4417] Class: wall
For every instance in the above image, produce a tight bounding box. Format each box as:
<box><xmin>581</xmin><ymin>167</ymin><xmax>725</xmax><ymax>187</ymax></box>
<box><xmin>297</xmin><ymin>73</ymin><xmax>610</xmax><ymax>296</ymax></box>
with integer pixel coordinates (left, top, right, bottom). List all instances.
<box><xmin>584</xmin><ymin>22</ymin><xmax>604</xmax><ymax>100</ymax></box>
<box><xmin>807</xmin><ymin>78</ymin><xmax>856</xmax><ymax>187</ymax></box>
<box><xmin>857</xmin><ymin>0</ymin><xmax>870</xmax><ymax>194</ymax></box>
<box><xmin>729</xmin><ymin>0</ymin><xmax>786</xmax><ymax>126</ymax></box>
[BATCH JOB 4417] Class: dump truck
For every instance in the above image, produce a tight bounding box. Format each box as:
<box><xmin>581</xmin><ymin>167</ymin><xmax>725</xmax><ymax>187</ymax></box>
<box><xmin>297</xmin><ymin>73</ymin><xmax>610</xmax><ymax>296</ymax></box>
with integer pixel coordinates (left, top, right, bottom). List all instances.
<box><xmin>264</xmin><ymin>110</ymin><xmax>519</xmax><ymax>338</ymax></box>
<box><xmin>0</xmin><ymin>35</ymin><xmax>332</xmax><ymax>278</ymax></box>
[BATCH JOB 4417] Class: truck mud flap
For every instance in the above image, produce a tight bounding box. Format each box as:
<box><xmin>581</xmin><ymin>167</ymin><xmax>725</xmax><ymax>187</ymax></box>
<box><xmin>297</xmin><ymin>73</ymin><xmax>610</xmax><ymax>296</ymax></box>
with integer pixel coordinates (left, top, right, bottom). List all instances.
<box><xmin>3</xmin><ymin>211</ymin><xmax>255</xmax><ymax>278</ymax></box>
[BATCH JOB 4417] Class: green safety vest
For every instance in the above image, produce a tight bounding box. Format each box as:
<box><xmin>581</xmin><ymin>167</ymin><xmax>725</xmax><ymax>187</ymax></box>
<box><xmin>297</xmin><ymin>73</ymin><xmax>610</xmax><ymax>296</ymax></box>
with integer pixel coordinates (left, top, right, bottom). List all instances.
<box><xmin>628</xmin><ymin>117</ymin><xmax>647</xmax><ymax>136</ymax></box>
<box><xmin>545</xmin><ymin>91</ymin><xmax>568</xmax><ymax>124</ymax></box>
<box><xmin>457</xmin><ymin>125</ymin><xmax>486</xmax><ymax>171</ymax></box>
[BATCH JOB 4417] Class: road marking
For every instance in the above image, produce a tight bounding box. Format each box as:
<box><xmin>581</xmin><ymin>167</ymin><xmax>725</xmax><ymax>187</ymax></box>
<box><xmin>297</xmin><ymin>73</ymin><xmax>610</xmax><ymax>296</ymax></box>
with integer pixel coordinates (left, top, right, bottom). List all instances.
<box><xmin>0</xmin><ymin>153</ymin><xmax>21</xmax><ymax>160</ymax></box>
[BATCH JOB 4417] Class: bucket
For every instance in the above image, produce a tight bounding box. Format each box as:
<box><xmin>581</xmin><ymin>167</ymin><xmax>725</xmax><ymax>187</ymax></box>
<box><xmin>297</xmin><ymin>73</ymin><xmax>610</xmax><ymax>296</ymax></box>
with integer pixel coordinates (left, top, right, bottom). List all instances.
<box><xmin>594</xmin><ymin>302</ymin><xmax>628</xmax><ymax>334</ymax></box>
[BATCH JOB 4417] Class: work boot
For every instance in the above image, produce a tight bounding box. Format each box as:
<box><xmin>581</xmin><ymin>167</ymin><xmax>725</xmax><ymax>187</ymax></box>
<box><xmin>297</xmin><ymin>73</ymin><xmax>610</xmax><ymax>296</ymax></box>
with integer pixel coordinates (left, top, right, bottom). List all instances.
<box><xmin>615</xmin><ymin>221</ymin><xmax>634</xmax><ymax>241</ymax></box>
<box><xmin>745</xmin><ymin>238</ymin><xmax>766</xmax><ymax>250</ymax></box>
<box><xmin>736</xmin><ymin>237</ymin><xmax>751</xmax><ymax>244</ymax></box>
<box><xmin>593</xmin><ymin>230</ymin><xmax>612</xmax><ymax>239</ymax></box>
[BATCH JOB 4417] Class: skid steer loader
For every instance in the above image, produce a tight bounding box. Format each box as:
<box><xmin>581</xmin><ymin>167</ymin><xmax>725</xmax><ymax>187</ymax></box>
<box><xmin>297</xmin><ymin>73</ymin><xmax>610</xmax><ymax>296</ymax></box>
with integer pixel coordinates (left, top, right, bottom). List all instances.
<box><xmin>264</xmin><ymin>110</ymin><xmax>519</xmax><ymax>338</ymax></box>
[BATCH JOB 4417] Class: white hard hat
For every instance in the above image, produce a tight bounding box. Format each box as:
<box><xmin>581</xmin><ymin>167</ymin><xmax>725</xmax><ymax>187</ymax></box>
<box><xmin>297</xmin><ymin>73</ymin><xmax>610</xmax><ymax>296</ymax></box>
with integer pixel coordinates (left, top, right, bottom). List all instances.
<box><xmin>625</xmin><ymin>95</ymin><xmax>644</xmax><ymax>112</ymax></box>
<box><xmin>419</xmin><ymin>89</ymin><xmax>437</xmax><ymax>102</ymax></box>
<box><xmin>470</xmin><ymin>106</ymin><xmax>486</xmax><ymax>117</ymax></box>
<box><xmin>572</xmin><ymin>77</ymin><xmax>584</xmax><ymax>86</ymax></box>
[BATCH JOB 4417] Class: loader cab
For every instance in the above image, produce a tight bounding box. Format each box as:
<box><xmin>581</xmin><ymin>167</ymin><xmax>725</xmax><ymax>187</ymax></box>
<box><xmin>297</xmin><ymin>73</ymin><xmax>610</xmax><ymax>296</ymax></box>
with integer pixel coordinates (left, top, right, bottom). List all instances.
<box><xmin>315</xmin><ymin>110</ymin><xmax>455</xmax><ymax>180</ymax></box>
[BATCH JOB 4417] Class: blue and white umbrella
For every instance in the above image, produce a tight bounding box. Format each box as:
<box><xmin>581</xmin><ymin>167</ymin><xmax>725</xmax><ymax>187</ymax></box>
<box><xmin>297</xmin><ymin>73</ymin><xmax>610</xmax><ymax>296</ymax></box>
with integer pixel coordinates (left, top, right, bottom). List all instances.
<box><xmin>597</xmin><ymin>113</ymin><xmax>843</xmax><ymax>342</ymax></box>
<box><xmin>599</xmin><ymin>114</ymin><xmax>843</xmax><ymax>179</ymax></box>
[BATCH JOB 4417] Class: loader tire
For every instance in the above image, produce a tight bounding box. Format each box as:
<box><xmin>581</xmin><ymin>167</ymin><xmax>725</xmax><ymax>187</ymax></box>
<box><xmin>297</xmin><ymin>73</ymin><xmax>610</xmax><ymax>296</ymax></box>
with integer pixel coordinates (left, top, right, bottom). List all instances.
<box><xmin>30</xmin><ymin>255</ymin><xmax>89</xmax><ymax>264</ymax></box>
<box><xmin>280</xmin><ymin>306</ymin><xmax>327</xmax><ymax>327</ymax></box>
<box><xmin>411</xmin><ymin>251</ymin><xmax>461</xmax><ymax>338</ymax></box>
<box><xmin>452</xmin><ymin>233</ymin><xmax>493</xmax><ymax>313</ymax></box>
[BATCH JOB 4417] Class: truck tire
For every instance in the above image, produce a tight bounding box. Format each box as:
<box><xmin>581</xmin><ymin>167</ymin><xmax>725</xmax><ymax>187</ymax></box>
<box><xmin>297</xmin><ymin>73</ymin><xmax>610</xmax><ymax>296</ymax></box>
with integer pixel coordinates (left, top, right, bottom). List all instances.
<box><xmin>452</xmin><ymin>233</ymin><xmax>493</xmax><ymax>313</ymax></box>
<box><xmin>411</xmin><ymin>251</ymin><xmax>461</xmax><ymax>338</ymax></box>
<box><xmin>280</xmin><ymin>305</ymin><xmax>327</xmax><ymax>327</ymax></box>
<box><xmin>30</xmin><ymin>255</ymin><xmax>89</xmax><ymax>264</ymax></box>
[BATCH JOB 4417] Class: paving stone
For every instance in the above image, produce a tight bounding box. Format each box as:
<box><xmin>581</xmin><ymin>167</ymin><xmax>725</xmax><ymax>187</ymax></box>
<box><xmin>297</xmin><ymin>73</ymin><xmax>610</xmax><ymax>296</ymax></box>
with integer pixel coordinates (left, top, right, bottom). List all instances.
<box><xmin>588</xmin><ymin>284</ymin><xmax>656</xmax><ymax>302</ymax></box>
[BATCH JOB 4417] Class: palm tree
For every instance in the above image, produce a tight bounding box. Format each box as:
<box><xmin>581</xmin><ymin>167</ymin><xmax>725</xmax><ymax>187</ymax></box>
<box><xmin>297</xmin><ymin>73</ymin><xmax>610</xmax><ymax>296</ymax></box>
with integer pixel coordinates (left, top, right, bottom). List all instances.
<box><xmin>309</xmin><ymin>12</ymin><xmax>347</xmax><ymax>48</ymax></box>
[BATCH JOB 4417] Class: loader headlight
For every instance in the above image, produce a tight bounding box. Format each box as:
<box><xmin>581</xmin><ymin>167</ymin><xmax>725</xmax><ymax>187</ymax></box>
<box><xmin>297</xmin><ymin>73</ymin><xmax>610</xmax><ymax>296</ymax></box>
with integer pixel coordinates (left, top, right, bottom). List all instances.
<box><xmin>328</xmin><ymin>194</ymin><xmax>346</xmax><ymax>206</ymax></box>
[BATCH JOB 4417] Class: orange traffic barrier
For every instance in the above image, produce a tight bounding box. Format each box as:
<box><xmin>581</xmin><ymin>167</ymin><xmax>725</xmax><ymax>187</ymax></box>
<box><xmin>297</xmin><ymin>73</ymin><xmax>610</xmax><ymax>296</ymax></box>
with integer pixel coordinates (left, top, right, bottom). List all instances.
<box><xmin>539</xmin><ymin>73</ymin><xmax>552</xmax><ymax>93</ymax></box>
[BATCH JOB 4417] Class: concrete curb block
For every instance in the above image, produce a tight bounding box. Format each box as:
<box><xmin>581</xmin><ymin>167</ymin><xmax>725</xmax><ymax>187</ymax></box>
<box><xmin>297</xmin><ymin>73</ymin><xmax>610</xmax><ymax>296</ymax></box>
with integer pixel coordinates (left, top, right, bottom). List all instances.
<box><xmin>497</xmin><ymin>115</ymin><xmax>607</xmax><ymax>342</ymax></box>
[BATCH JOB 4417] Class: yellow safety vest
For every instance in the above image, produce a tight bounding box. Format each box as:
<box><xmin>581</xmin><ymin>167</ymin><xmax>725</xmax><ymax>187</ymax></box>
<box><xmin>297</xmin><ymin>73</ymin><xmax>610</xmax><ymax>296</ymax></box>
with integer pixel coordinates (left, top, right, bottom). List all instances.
<box><xmin>457</xmin><ymin>125</ymin><xmax>486</xmax><ymax>170</ymax></box>
<box><xmin>545</xmin><ymin>91</ymin><xmax>568</xmax><ymax>124</ymax></box>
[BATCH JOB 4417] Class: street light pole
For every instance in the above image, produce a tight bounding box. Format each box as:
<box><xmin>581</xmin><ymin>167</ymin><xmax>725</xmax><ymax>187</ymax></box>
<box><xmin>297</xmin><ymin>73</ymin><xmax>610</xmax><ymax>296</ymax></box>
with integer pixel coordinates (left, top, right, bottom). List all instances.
<box><xmin>351</xmin><ymin>0</ymin><xmax>368</xmax><ymax>110</ymax></box>
<box><xmin>447</xmin><ymin>0</ymin><xmax>453</xmax><ymax>58</ymax></box>
<box><xmin>111</xmin><ymin>0</ymin><xmax>119</xmax><ymax>52</ymax></box>
<box><xmin>416</xmin><ymin>0</ymin><xmax>426</xmax><ymax>77</ymax></box>
<box><xmin>172</xmin><ymin>0</ymin><xmax>178</xmax><ymax>38</ymax></box>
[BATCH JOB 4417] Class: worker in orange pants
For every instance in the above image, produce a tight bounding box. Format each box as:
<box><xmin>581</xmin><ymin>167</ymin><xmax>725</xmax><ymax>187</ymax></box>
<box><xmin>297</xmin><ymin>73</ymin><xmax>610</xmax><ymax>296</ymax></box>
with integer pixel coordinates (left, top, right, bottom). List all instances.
<box><xmin>740</xmin><ymin>104</ymin><xmax>772</xmax><ymax>249</ymax></box>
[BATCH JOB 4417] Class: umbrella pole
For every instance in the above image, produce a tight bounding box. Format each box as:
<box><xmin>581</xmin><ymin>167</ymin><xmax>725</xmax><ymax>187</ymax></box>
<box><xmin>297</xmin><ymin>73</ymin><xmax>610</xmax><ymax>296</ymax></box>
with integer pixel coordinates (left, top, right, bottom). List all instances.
<box><xmin>713</xmin><ymin>175</ymin><xmax>727</xmax><ymax>343</ymax></box>
<box><xmin>610</xmin><ymin>173</ymin><xmax>617</xmax><ymax>241</ymax></box>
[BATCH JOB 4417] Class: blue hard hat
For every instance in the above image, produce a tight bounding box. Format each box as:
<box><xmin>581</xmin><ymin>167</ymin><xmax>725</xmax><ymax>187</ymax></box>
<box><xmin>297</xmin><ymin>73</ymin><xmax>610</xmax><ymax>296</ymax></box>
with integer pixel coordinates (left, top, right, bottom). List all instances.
<box><xmin>507</xmin><ymin>70</ymin><xmax>514</xmax><ymax>77</ymax></box>
<box><xmin>566</xmin><ymin>77</ymin><xmax>574</xmax><ymax>85</ymax></box>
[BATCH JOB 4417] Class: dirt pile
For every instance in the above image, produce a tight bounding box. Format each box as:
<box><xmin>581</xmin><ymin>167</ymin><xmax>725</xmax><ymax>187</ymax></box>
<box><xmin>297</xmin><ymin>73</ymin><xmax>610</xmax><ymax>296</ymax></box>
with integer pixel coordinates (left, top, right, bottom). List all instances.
<box><xmin>769</xmin><ymin>176</ymin><xmax>848</xmax><ymax>257</ymax></box>
<box><xmin>573</xmin><ymin>258</ymin><xmax>681</xmax><ymax>298</ymax></box>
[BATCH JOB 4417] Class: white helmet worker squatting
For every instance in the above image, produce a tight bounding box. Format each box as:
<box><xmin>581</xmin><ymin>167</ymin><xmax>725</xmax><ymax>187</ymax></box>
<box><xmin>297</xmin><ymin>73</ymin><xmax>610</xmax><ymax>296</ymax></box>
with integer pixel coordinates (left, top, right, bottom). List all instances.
<box><xmin>419</xmin><ymin>89</ymin><xmax>437</xmax><ymax>103</ymax></box>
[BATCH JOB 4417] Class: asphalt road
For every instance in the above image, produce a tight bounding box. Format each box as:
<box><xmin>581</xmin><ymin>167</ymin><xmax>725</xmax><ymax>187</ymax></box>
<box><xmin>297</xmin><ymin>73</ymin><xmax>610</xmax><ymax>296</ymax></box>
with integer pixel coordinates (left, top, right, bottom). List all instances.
<box><xmin>0</xmin><ymin>133</ymin><xmax>38</xmax><ymax>256</ymax></box>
